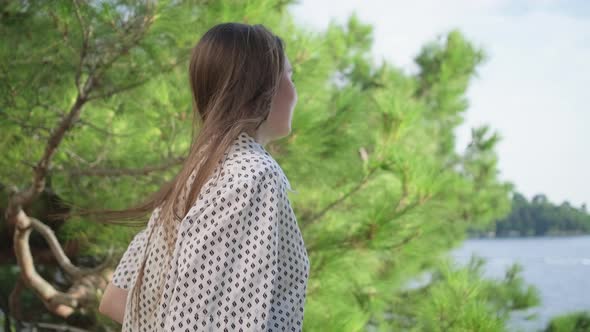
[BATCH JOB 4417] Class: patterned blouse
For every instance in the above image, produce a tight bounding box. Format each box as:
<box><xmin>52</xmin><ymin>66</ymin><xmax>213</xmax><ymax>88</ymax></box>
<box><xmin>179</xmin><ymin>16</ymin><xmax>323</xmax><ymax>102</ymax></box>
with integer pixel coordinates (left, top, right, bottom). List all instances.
<box><xmin>111</xmin><ymin>131</ymin><xmax>310</xmax><ymax>331</ymax></box>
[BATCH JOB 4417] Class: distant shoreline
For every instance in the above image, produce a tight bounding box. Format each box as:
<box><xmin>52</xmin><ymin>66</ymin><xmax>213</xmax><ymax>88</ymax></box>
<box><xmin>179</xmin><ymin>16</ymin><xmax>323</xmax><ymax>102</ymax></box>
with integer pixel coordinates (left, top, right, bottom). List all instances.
<box><xmin>467</xmin><ymin>232</ymin><xmax>590</xmax><ymax>240</ymax></box>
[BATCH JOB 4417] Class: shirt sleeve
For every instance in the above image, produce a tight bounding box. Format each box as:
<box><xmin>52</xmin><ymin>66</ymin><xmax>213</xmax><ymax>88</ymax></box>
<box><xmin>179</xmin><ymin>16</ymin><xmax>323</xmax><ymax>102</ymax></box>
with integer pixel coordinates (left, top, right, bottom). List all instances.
<box><xmin>111</xmin><ymin>205</ymin><xmax>163</xmax><ymax>290</ymax></box>
<box><xmin>162</xmin><ymin>172</ymin><xmax>285</xmax><ymax>331</ymax></box>
<box><xmin>111</xmin><ymin>226</ymin><xmax>149</xmax><ymax>290</ymax></box>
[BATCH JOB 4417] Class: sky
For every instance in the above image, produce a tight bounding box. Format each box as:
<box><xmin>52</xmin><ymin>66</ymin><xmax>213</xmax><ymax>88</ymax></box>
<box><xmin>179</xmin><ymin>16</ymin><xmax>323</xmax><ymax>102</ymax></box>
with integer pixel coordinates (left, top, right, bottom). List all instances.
<box><xmin>288</xmin><ymin>0</ymin><xmax>589</xmax><ymax>208</ymax></box>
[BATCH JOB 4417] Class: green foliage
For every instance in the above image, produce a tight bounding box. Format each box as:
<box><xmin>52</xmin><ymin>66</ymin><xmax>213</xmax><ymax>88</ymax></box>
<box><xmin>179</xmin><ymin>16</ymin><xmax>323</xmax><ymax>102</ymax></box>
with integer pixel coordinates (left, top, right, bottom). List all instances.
<box><xmin>470</xmin><ymin>192</ymin><xmax>590</xmax><ymax>237</ymax></box>
<box><xmin>0</xmin><ymin>0</ymin><xmax>542</xmax><ymax>330</ymax></box>
<box><xmin>544</xmin><ymin>311</ymin><xmax>590</xmax><ymax>332</ymax></box>
<box><xmin>376</xmin><ymin>255</ymin><xmax>540</xmax><ymax>332</ymax></box>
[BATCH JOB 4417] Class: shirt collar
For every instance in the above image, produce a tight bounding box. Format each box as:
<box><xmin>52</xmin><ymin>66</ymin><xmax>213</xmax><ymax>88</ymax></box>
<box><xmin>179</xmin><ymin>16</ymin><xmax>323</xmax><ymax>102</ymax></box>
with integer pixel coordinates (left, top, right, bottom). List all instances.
<box><xmin>235</xmin><ymin>131</ymin><xmax>297</xmax><ymax>194</ymax></box>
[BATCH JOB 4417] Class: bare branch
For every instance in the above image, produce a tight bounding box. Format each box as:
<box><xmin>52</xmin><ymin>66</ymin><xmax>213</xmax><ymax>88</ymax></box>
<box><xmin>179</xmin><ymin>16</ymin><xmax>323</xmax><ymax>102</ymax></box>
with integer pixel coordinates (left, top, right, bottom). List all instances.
<box><xmin>28</xmin><ymin>216</ymin><xmax>113</xmax><ymax>279</ymax></box>
<box><xmin>12</xmin><ymin>209</ymin><xmax>114</xmax><ymax>318</ymax></box>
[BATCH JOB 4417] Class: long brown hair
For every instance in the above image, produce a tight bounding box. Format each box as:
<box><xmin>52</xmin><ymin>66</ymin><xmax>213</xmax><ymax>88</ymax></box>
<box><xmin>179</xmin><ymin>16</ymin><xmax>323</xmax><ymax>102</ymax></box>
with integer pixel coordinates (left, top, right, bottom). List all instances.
<box><xmin>51</xmin><ymin>22</ymin><xmax>286</xmax><ymax>326</ymax></box>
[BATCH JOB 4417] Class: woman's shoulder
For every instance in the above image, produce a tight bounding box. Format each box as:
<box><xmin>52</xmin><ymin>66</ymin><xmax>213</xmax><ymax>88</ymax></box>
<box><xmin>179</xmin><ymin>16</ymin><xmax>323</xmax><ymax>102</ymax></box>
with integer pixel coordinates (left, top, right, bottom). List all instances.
<box><xmin>221</xmin><ymin>154</ymin><xmax>287</xmax><ymax>193</ymax></box>
<box><xmin>220</xmin><ymin>132</ymin><xmax>295</xmax><ymax>194</ymax></box>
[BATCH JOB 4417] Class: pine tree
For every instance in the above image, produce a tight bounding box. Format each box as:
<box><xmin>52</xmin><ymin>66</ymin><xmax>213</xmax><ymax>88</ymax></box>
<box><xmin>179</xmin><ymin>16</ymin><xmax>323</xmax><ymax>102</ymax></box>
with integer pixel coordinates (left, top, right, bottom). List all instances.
<box><xmin>1</xmin><ymin>1</ymin><xmax>539</xmax><ymax>330</ymax></box>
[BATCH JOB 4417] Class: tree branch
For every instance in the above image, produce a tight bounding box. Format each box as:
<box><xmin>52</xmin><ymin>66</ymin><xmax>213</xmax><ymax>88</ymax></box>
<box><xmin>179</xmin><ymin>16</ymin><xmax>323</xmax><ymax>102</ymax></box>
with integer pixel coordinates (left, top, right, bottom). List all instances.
<box><xmin>307</xmin><ymin>167</ymin><xmax>378</xmax><ymax>225</ymax></box>
<box><xmin>72</xmin><ymin>0</ymin><xmax>91</xmax><ymax>95</ymax></box>
<box><xmin>28</xmin><ymin>216</ymin><xmax>114</xmax><ymax>279</ymax></box>
<box><xmin>12</xmin><ymin>209</ymin><xmax>113</xmax><ymax>318</ymax></box>
<box><xmin>65</xmin><ymin>156</ymin><xmax>186</xmax><ymax>177</ymax></box>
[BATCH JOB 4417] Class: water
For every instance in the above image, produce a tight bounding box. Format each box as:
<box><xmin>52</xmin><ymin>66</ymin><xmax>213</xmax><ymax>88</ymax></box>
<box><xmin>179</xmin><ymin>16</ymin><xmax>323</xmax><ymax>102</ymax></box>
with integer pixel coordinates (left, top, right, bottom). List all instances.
<box><xmin>450</xmin><ymin>235</ymin><xmax>590</xmax><ymax>331</ymax></box>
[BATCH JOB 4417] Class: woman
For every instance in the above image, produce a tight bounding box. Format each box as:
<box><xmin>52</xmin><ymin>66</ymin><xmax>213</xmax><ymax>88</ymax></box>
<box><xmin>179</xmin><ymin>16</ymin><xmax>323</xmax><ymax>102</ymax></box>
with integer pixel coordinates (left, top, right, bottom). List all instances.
<box><xmin>97</xmin><ymin>22</ymin><xmax>310</xmax><ymax>331</ymax></box>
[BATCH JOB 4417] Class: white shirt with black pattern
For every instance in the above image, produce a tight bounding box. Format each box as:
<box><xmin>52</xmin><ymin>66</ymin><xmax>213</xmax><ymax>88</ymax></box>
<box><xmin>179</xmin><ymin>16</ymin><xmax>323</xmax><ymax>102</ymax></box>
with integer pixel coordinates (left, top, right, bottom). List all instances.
<box><xmin>110</xmin><ymin>131</ymin><xmax>310</xmax><ymax>332</ymax></box>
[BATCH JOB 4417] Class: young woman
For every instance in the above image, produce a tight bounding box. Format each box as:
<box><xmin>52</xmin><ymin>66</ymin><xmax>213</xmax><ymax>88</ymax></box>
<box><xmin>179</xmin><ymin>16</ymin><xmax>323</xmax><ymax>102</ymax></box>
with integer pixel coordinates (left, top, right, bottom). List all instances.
<box><xmin>97</xmin><ymin>22</ymin><xmax>310</xmax><ymax>331</ymax></box>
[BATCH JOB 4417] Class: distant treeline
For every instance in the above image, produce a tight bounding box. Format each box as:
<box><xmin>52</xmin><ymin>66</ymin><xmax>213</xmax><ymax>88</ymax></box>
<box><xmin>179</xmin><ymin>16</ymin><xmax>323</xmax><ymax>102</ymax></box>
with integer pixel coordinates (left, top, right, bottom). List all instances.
<box><xmin>469</xmin><ymin>192</ymin><xmax>589</xmax><ymax>237</ymax></box>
